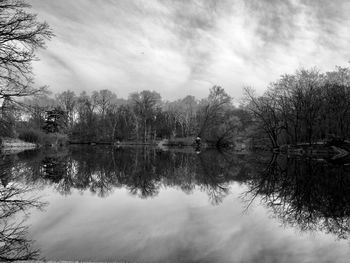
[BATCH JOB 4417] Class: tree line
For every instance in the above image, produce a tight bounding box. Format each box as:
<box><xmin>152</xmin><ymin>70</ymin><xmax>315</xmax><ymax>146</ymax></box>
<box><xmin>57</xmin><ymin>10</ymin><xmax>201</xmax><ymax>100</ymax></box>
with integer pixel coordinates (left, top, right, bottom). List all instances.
<box><xmin>244</xmin><ymin>66</ymin><xmax>350</xmax><ymax>148</ymax></box>
<box><xmin>13</xmin><ymin>86</ymin><xmax>250</xmax><ymax>147</ymax></box>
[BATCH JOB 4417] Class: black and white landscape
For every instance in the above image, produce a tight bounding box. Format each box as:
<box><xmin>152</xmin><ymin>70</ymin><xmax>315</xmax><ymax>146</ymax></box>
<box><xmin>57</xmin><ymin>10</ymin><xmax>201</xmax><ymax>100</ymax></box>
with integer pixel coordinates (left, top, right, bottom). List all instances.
<box><xmin>1</xmin><ymin>1</ymin><xmax>350</xmax><ymax>262</ymax></box>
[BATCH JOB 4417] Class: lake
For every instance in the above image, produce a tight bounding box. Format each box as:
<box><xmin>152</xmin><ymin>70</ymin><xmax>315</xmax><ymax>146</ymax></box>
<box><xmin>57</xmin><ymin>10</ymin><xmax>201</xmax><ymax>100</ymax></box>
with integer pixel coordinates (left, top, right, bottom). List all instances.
<box><xmin>1</xmin><ymin>146</ymin><xmax>350</xmax><ymax>262</ymax></box>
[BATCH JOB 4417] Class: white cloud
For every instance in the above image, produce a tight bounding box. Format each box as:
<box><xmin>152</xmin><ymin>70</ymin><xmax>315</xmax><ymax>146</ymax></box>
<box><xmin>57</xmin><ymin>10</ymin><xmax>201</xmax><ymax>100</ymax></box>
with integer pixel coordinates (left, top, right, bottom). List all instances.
<box><xmin>31</xmin><ymin>0</ymin><xmax>350</xmax><ymax>100</ymax></box>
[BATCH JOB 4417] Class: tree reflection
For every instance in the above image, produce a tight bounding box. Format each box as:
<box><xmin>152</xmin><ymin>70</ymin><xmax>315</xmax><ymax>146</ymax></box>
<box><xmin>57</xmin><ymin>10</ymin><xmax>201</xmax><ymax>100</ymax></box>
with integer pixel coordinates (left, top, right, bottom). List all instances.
<box><xmin>0</xmin><ymin>154</ymin><xmax>46</xmax><ymax>261</ymax></box>
<box><xmin>245</xmin><ymin>154</ymin><xmax>350</xmax><ymax>240</ymax></box>
<box><xmin>4</xmin><ymin>146</ymin><xmax>254</xmax><ymax>204</ymax></box>
<box><xmin>5</xmin><ymin>146</ymin><xmax>350</xmax><ymax>246</ymax></box>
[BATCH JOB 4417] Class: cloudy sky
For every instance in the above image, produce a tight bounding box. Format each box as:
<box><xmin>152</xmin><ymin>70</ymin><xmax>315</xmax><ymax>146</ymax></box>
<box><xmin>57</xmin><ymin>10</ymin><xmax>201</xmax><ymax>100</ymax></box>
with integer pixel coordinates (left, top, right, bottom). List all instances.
<box><xmin>30</xmin><ymin>0</ymin><xmax>350</xmax><ymax>100</ymax></box>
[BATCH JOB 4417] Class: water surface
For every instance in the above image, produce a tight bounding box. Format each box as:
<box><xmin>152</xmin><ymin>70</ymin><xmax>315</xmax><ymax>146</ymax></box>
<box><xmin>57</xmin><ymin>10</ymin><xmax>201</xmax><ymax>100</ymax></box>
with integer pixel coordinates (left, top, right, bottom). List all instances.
<box><xmin>1</xmin><ymin>146</ymin><xmax>350</xmax><ymax>262</ymax></box>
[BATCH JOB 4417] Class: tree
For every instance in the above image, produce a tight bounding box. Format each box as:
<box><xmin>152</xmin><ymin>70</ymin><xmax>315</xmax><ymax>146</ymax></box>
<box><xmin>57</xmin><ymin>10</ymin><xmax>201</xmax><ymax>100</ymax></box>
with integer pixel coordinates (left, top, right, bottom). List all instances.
<box><xmin>73</xmin><ymin>91</ymin><xmax>97</xmax><ymax>140</ymax></box>
<box><xmin>0</xmin><ymin>0</ymin><xmax>52</xmax><ymax>136</ymax></box>
<box><xmin>163</xmin><ymin>101</ymin><xmax>183</xmax><ymax>138</ymax></box>
<box><xmin>42</xmin><ymin>107</ymin><xmax>66</xmax><ymax>133</ymax></box>
<box><xmin>243</xmin><ymin>67</ymin><xmax>350</xmax><ymax>148</ymax></box>
<box><xmin>112</xmin><ymin>104</ymin><xmax>135</xmax><ymax>141</ymax></box>
<box><xmin>243</xmin><ymin>87</ymin><xmax>284</xmax><ymax>148</ymax></box>
<box><xmin>129</xmin><ymin>90</ymin><xmax>161</xmax><ymax>142</ymax></box>
<box><xmin>92</xmin><ymin>89</ymin><xmax>117</xmax><ymax>118</ymax></box>
<box><xmin>56</xmin><ymin>90</ymin><xmax>77</xmax><ymax>129</ymax></box>
<box><xmin>197</xmin><ymin>86</ymin><xmax>232</xmax><ymax>142</ymax></box>
<box><xmin>0</xmin><ymin>0</ymin><xmax>53</xmax><ymax>100</ymax></box>
<box><xmin>181</xmin><ymin>95</ymin><xmax>198</xmax><ymax>136</ymax></box>
<box><xmin>163</xmin><ymin>95</ymin><xmax>198</xmax><ymax>138</ymax></box>
<box><xmin>91</xmin><ymin>89</ymin><xmax>118</xmax><ymax>140</ymax></box>
<box><xmin>212</xmin><ymin>112</ymin><xmax>241</xmax><ymax>147</ymax></box>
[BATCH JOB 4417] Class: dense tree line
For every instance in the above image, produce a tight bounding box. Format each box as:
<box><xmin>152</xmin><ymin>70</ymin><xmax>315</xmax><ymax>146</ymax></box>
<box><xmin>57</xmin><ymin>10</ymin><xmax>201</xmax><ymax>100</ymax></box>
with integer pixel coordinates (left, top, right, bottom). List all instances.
<box><xmin>244</xmin><ymin>66</ymin><xmax>350</xmax><ymax>148</ymax></box>
<box><xmin>15</xmin><ymin>86</ymin><xmax>250</xmax><ymax>147</ymax></box>
<box><xmin>7</xmin><ymin>65</ymin><xmax>350</xmax><ymax>150</ymax></box>
<box><xmin>11</xmin><ymin>65</ymin><xmax>350</xmax><ymax>150</ymax></box>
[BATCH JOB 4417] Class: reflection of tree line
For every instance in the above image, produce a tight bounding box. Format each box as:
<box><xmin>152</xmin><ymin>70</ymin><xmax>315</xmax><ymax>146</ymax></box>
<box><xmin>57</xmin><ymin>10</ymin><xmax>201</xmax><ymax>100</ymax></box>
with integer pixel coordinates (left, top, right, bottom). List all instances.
<box><xmin>5</xmin><ymin>147</ymin><xmax>350</xmax><ymax>248</ymax></box>
<box><xmin>0</xmin><ymin>153</ymin><xmax>46</xmax><ymax>261</ymax></box>
<box><xmin>245</xmin><ymin>155</ymin><xmax>350</xmax><ymax>240</ymax></box>
<box><xmin>6</xmin><ymin>147</ymin><xmax>252</xmax><ymax>204</ymax></box>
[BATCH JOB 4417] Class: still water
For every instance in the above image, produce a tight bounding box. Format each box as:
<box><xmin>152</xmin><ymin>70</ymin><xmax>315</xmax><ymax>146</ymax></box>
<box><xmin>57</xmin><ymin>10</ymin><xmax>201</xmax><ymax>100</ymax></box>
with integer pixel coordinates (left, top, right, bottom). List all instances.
<box><xmin>1</xmin><ymin>146</ymin><xmax>350</xmax><ymax>262</ymax></box>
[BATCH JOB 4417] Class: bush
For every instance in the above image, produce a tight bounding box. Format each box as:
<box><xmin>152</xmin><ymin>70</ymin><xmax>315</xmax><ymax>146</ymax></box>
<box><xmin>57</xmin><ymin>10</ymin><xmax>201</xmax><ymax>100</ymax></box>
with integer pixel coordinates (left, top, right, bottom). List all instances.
<box><xmin>18</xmin><ymin>129</ymin><xmax>42</xmax><ymax>144</ymax></box>
<box><xmin>0</xmin><ymin>118</ymin><xmax>15</xmax><ymax>137</ymax></box>
<box><xmin>41</xmin><ymin>132</ymin><xmax>68</xmax><ymax>146</ymax></box>
<box><xmin>18</xmin><ymin>129</ymin><xmax>68</xmax><ymax>146</ymax></box>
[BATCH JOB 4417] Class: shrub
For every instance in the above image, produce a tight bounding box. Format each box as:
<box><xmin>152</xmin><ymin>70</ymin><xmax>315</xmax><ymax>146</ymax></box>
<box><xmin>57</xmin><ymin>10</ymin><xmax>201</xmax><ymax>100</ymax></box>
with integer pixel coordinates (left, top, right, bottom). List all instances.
<box><xmin>39</xmin><ymin>132</ymin><xmax>68</xmax><ymax>146</ymax></box>
<box><xmin>18</xmin><ymin>129</ymin><xmax>42</xmax><ymax>144</ymax></box>
<box><xmin>18</xmin><ymin>129</ymin><xmax>68</xmax><ymax>146</ymax></box>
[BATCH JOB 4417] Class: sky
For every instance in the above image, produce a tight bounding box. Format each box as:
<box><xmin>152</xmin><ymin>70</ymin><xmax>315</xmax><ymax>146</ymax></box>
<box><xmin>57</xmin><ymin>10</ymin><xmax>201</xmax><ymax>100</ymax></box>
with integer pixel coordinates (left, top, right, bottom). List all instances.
<box><xmin>30</xmin><ymin>0</ymin><xmax>350</xmax><ymax>101</ymax></box>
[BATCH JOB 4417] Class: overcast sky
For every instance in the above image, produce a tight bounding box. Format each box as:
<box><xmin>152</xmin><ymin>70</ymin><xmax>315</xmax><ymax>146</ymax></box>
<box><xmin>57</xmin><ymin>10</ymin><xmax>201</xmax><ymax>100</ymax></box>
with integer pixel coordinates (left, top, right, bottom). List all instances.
<box><xmin>30</xmin><ymin>0</ymin><xmax>350</xmax><ymax>100</ymax></box>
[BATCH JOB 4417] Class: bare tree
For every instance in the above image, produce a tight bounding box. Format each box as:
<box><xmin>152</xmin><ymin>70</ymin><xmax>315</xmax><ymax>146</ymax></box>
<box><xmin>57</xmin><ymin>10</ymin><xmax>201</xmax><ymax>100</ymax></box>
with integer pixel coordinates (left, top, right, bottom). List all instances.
<box><xmin>198</xmin><ymin>85</ymin><xmax>232</xmax><ymax>138</ymax></box>
<box><xmin>243</xmin><ymin>87</ymin><xmax>283</xmax><ymax>148</ymax></box>
<box><xmin>0</xmin><ymin>0</ymin><xmax>53</xmax><ymax>108</ymax></box>
<box><xmin>56</xmin><ymin>90</ymin><xmax>77</xmax><ymax>129</ymax></box>
<box><xmin>130</xmin><ymin>90</ymin><xmax>161</xmax><ymax>142</ymax></box>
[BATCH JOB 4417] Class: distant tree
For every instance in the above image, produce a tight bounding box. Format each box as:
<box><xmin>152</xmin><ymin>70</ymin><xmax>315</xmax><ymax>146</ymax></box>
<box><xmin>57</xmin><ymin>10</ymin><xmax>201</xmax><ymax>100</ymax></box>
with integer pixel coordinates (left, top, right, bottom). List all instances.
<box><xmin>112</xmin><ymin>104</ymin><xmax>135</xmax><ymax>141</ymax></box>
<box><xmin>130</xmin><ymin>90</ymin><xmax>161</xmax><ymax>142</ymax></box>
<box><xmin>69</xmin><ymin>91</ymin><xmax>97</xmax><ymax>141</ymax></box>
<box><xmin>244</xmin><ymin>87</ymin><xmax>284</xmax><ymax>148</ymax></box>
<box><xmin>163</xmin><ymin>95</ymin><xmax>198</xmax><ymax>138</ymax></box>
<box><xmin>92</xmin><ymin>89</ymin><xmax>117</xmax><ymax>118</ymax></box>
<box><xmin>212</xmin><ymin>113</ymin><xmax>241</xmax><ymax>147</ymax></box>
<box><xmin>92</xmin><ymin>89</ymin><xmax>117</xmax><ymax>140</ymax></box>
<box><xmin>198</xmin><ymin>86</ymin><xmax>233</xmax><ymax>145</ymax></box>
<box><xmin>0</xmin><ymin>95</ymin><xmax>16</xmax><ymax>136</ymax></box>
<box><xmin>243</xmin><ymin>67</ymin><xmax>350</xmax><ymax>148</ymax></box>
<box><xmin>181</xmin><ymin>95</ymin><xmax>198</xmax><ymax>136</ymax></box>
<box><xmin>163</xmin><ymin>101</ymin><xmax>183</xmax><ymax>138</ymax></box>
<box><xmin>42</xmin><ymin>107</ymin><xmax>66</xmax><ymax>133</ymax></box>
<box><xmin>56</xmin><ymin>90</ymin><xmax>77</xmax><ymax>129</ymax></box>
<box><xmin>22</xmin><ymin>94</ymin><xmax>57</xmax><ymax>130</ymax></box>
